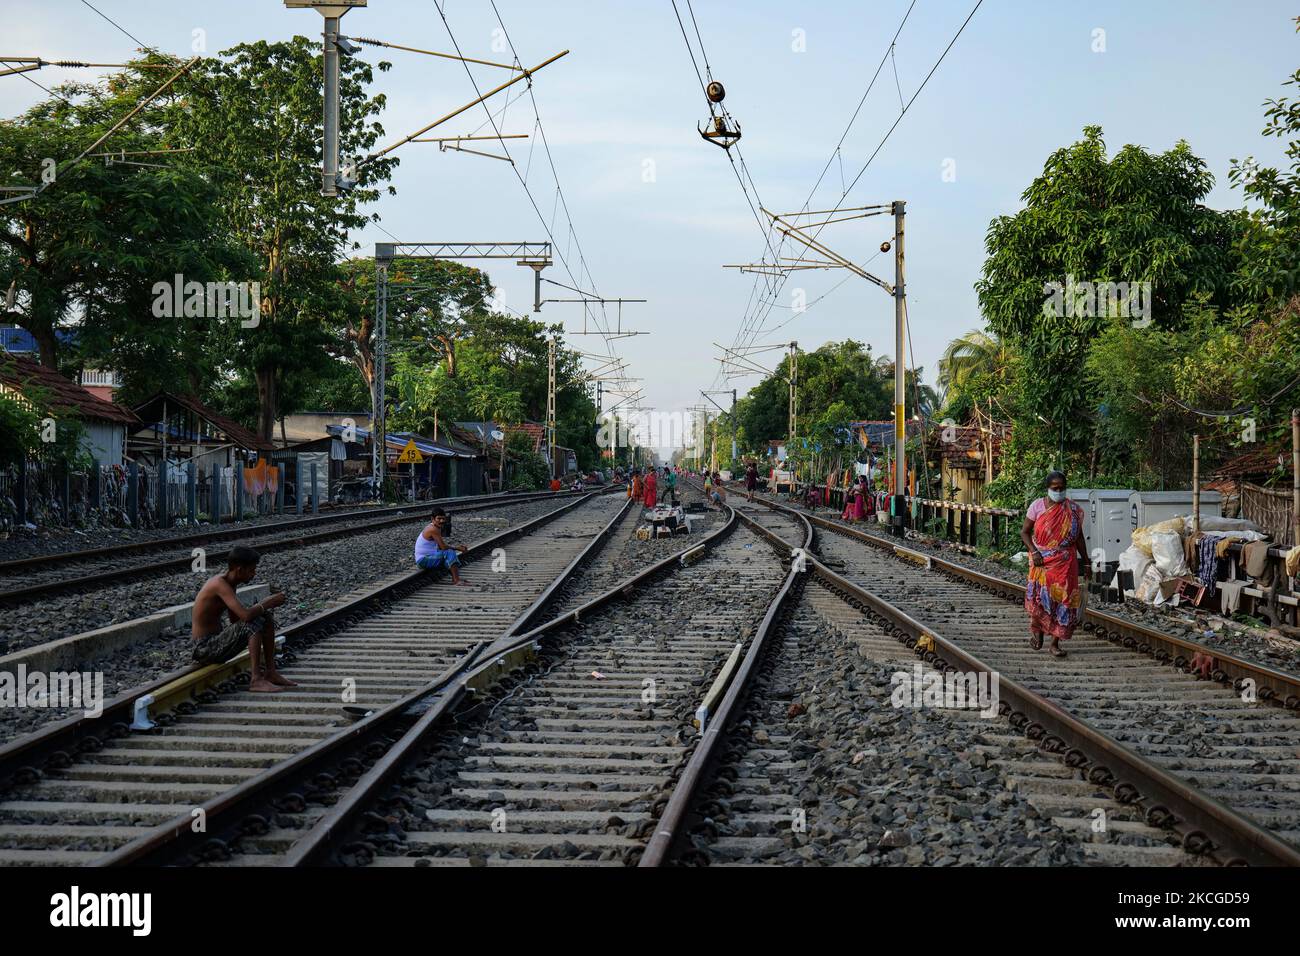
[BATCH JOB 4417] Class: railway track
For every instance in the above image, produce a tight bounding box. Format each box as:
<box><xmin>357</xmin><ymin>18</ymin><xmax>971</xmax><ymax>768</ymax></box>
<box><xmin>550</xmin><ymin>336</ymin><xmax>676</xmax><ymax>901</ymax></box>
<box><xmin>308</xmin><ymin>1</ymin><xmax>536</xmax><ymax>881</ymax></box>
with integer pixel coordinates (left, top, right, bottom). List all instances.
<box><xmin>703</xmin><ymin>494</ymin><xmax>1300</xmax><ymax>866</ymax></box>
<box><xmin>8</xmin><ymin>476</ymin><xmax>1288</xmax><ymax>868</ymax></box>
<box><xmin>0</xmin><ymin>488</ymin><xmax>599</xmax><ymax>608</ymax></box>
<box><xmin>0</xmin><ymin>491</ymin><xmax>627</xmax><ymax>866</ymax></box>
<box><xmin>311</xmin><ymin>513</ymin><xmax>790</xmax><ymax>867</ymax></box>
<box><xmin>659</xmin><ymin>547</ymin><xmax>1195</xmax><ymax>866</ymax></box>
<box><xmin>76</xmin><ymin>495</ymin><xmax>787</xmax><ymax>867</ymax></box>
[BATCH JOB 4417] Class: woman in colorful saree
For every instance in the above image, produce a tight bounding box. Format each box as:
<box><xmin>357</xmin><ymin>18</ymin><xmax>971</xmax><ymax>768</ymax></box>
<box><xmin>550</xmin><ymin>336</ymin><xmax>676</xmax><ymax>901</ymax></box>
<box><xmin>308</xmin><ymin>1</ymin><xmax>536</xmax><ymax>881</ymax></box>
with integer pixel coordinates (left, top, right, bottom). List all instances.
<box><xmin>841</xmin><ymin>476</ymin><xmax>867</xmax><ymax>522</ymax></box>
<box><xmin>1020</xmin><ymin>471</ymin><xmax>1091</xmax><ymax>658</ymax></box>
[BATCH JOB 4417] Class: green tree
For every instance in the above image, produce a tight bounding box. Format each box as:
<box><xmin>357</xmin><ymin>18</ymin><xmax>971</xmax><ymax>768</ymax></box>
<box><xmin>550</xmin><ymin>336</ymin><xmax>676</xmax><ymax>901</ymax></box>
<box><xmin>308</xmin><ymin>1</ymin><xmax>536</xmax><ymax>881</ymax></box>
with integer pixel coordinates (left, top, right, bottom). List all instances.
<box><xmin>976</xmin><ymin>126</ymin><xmax>1243</xmax><ymax>493</ymax></box>
<box><xmin>0</xmin><ymin>58</ymin><xmax>248</xmax><ymax>390</ymax></box>
<box><xmin>1231</xmin><ymin>17</ymin><xmax>1300</xmax><ymax>301</ymax></box>
<box><xmin>169</xmin><ymin>38</ymin><xmax>397</xmax><ymax>439</ymax></box>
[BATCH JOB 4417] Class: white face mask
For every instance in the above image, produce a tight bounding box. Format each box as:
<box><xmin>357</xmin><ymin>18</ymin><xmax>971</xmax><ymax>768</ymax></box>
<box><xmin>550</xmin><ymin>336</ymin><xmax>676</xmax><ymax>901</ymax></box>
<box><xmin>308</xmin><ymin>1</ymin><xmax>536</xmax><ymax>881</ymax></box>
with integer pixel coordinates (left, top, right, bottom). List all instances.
<box><xmin>1047</xmin><ymin>489</ymin><xmax>1066</xmax><ymax>503</ymax></box>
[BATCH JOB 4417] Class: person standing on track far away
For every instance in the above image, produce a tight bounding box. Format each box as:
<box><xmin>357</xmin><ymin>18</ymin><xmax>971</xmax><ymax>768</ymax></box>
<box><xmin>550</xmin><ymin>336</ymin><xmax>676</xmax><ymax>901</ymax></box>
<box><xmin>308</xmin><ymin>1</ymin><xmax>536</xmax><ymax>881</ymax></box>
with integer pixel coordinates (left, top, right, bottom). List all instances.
<box><xmin>661</xmin><ymin>466</ymin><xmax>677</xmax><ymax>505</ymax></box>
<box><xmin>710</xmin><ymin>471</ymin><xmax>727</xmax><ymax>507</ymax></box>
<box><xmin>415</xmin><ymin>507</ymin><xmax>469</xmax><ymax>586</ymax></box>
<box><xmin>1020</xmin><ymin>471</ymin><xmax>1090</xmax><ymax>658</ymax></box>
<box><xmin>190</xmin><ymin>546</ymin><xmax>295</xmax><ymax>693</ymax></box>
<box><xmin>643</xmin><ymin>467</ymin><xmax>658</xmax><ymax>509</ymax></box>
<box><xmin>745</xmin><ymin>460</ymin><xmax>758</xmax><ymax>502</ymax></box>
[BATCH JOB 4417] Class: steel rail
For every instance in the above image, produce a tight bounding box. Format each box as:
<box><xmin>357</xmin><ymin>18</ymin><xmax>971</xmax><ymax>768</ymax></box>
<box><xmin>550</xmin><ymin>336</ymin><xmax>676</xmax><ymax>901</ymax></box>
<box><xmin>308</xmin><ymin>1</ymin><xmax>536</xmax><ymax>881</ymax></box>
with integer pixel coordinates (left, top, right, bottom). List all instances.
<box><xmin>0</xmin><ymin>489</ymin><xmax>612</xmax><ymax>607</ymax></box>
<box><xmin>638</xmin><ymin>504</ymin><xmax>812</xmax><ymax>866</ymax></box>
<box><xmin>92</xmin><ymin>491</ymin><xmax>624</xmax><ymax>866</ymax></box>
<box><xmin>0</xmin><ymin>493</ymin><xmax>601</xmax><ymax>790</ymax></box>
<box><xmin>0</xmin><ymin>487</ymin><xmax>592</xmax><ymax>575</ymax></box>
<box><xmin>766</xmin><ymin>499</ymin><xmax>1300</xmax><ymax>710</ymax></box>
<box><xmin>279</xmin><ymin>504</ymin><xmax>743</xmax><ymax>866</ymax></box>
<box><xmin>739</xmin><ymin>495</ymin><xmax>1300</xmax><ymax>867</ymax></box>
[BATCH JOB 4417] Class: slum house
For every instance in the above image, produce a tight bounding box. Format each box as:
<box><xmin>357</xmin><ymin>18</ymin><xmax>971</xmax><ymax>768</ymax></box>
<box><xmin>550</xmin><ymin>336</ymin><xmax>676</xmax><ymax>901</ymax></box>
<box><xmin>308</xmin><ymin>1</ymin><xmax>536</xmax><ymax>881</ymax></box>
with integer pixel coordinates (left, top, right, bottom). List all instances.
<box><xmin>130</xmin><ymin>391</ymin><xmax>275</xmax><ymax>473</ymax></box>
<box><xmin>1207</xmin><ymin>445</ymin><xmax>1297</xmax><ymax>547</ymax></box>
<box><xmin>923</xmin><ymin>421</ymin><xmax>1012</xmax><ymax>506</ymax></box>
<box><xmin>845</xmin><ymin>420</ymin><xmax>931</xmax><ymax>493</ymax></box>
<box><xmin>130</xmin><ymin>391</ymin><xmax>277</xmax><ymax>513</ymax></box>
<box><xmin>0</xmin><ymin>352</ymin><xmax>140</xmax><ymax>465</ymax></box>
<box><xmin>321</xmin><ymin>424</ymin><xmax>485</xmax><ymax>498</ymax></box>
<box><xmin>453</xmin><ymin>420</ymin><xmax>572</xmax><ymax>487</ymax></box>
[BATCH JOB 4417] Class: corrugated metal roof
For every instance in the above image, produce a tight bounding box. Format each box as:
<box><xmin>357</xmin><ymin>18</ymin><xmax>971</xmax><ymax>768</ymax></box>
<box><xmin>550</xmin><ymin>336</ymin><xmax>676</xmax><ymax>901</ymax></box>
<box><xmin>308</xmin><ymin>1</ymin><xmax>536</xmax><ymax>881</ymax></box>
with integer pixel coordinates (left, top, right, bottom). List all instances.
<box><xmin>325</xmin><ymin>424</ymin><xmax>475</xmax><ymax>459</ymax></box>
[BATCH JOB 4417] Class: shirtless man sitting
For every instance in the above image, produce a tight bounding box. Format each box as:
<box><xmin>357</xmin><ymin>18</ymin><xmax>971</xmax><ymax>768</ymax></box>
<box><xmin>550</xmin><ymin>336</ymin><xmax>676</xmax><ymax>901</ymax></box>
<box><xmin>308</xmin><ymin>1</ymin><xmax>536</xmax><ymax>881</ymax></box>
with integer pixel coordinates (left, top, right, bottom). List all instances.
<box><xmin>191</xmin><ymin>546</ymin><xmax>296</xmax><ymax>693</ymax></box>
<box><xmin>415</xmin><ymin>507</ymin><xmax>469</xmax><ymax>585</ymax></box>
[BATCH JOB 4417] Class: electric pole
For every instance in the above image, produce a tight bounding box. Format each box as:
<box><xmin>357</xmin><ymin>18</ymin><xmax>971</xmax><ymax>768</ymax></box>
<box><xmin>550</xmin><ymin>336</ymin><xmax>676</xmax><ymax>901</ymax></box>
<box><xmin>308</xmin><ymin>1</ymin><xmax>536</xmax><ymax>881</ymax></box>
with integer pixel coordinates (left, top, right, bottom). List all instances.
<box><xmin>788</xmin><ymin>341</ymin><xmax>798</xmax><ymax>451</ymax></box>
<box><xmin>372</xmin><ymin>254</ymin><xmax>389</xmax><ymax>495</ymax></box>
<box><xmin>547</xmin><ymin>335</ymin><xmax>557</xmax><ymax>475</ymax></box>
<box><xmin>892</xmin><ymin>200</ymin><xmax>907</xmax><ymax>538</ymax></box>
<box><xmin>284</xmin><ymin>1</ymin><xmax>366</xmax><ymax>196</ymax></box>
<box><xmin>730</xmin><ymin>201</ymin><xmax>908</xmax><ymax>536</ymax></box>
<box><xmin>731</xmin><ymin>388</ymin><xmax>737</xmax><ymax>464</ymax></box>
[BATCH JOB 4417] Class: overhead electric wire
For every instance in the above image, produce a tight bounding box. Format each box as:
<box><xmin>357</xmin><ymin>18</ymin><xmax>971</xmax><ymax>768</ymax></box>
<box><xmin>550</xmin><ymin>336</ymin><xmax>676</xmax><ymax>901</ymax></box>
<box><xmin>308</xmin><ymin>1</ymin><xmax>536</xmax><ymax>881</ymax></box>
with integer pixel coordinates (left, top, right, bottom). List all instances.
<box><xmin>432</xmin><ymin>2</ymin><xmax>619</xmax><ymax>358</ymax></box>
<box><xmin>6</xmin><ymin>66</ymin><xmax>76</xmax><ymax>107</ymax></box>
<box><xmin>486</xmin><ymin>2</ymin><xmax>622</xmax><ymax>344</ymax></box>
<box><xmin>710</xmin><ymin>0</ymin><xmax>920</xmax><ymax>389</ymax></box>
<box><xmin>78</xmin><ymin>0</ymin><xmax>154</xmax><ymax>53</ymax></box>
<box><xmin>711</xmin><ymin>0</ymin><xmax>983</xmax><ymax>404</ymax></box>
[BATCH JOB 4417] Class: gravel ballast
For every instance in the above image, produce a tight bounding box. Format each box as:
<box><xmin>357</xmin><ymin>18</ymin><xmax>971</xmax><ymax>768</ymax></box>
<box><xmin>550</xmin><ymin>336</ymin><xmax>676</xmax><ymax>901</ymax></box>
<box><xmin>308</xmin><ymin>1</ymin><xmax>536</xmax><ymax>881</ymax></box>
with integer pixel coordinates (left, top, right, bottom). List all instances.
<box><xmin>775</xmin><ymin>496</ymin><xmax>1300</xmax><ymax>682</ymax></box>
<box><xmin>0</xmin><ymin>496</ymin><xmax>580</xmax><ymax>745</ymax></box>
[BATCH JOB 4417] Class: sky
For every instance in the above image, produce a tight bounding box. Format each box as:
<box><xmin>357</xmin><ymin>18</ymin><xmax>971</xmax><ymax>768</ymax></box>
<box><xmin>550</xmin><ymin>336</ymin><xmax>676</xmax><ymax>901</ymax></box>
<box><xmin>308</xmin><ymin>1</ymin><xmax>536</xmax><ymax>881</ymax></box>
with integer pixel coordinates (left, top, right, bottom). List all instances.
<box><xmin>4</xmin><ymin>0</ymin><xmax>1299</xmax><ymax>449</ymax></box>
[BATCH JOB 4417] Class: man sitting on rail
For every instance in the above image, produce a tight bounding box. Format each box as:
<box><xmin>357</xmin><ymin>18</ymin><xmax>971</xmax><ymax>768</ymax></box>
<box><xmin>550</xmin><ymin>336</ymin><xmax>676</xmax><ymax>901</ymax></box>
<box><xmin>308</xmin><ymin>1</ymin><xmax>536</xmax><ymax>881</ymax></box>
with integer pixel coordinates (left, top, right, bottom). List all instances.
<box><xmin>415</xmin><ymin>507</ymin><xmax>469</xmax><ymax>585</ymax></box>
<box><xmin>191</xmin><ymin>546</ymin><xmax>295</xmax><ymax>693</ymax></box>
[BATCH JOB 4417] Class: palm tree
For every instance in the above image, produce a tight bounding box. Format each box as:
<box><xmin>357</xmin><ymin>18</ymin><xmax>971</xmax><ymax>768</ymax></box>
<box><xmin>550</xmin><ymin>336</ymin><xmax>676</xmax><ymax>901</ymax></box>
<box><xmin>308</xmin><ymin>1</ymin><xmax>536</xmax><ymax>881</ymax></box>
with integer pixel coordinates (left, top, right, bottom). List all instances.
<box><xmin>936</xmin><ymin>329</ymin><xmax>1011</xmax><ymax>404</ymax></box>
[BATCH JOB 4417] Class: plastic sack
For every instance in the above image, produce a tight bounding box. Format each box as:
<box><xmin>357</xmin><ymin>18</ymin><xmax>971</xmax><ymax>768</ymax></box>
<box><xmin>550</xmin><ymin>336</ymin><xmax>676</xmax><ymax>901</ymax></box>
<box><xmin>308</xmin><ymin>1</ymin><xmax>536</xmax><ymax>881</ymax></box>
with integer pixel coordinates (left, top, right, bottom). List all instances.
<box><xmin>1150</xmin><ymin>531</ymin><xmax>1189</xmax><ymax>577</ymax></box>
<box><xmin>1112</xmin><ymin>545</ymin><xmax>1153</xmax><ymax>593</ymax></box>
<box><xmin>1186</xmin><ymin>526</ymin><xmax>1269</xmax><ymax>544</ymax></box>
<box><xmin>1189</xmin><ymin>515</ymin><xmax>1265</xmax><ymax>535</ymax></box>
<box><xmin>1131</xmin><ymin>517</ymin><xmax>1187</xmax><ymax>556</ymax></box>
<box><xmin>1133</xmin><ymin>563</ymin><xmax>1166</xmax><ymax>603</ymax></box>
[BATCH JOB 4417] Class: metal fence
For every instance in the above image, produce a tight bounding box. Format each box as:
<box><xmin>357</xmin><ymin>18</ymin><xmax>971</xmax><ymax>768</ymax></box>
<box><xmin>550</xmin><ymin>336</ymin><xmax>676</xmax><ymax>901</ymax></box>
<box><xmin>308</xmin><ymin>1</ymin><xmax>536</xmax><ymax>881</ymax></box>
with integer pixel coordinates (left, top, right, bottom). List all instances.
<box><xmin>0</xmin><ymin>455</ymin><xmax>326</xmax><ymax>532</ymax></box>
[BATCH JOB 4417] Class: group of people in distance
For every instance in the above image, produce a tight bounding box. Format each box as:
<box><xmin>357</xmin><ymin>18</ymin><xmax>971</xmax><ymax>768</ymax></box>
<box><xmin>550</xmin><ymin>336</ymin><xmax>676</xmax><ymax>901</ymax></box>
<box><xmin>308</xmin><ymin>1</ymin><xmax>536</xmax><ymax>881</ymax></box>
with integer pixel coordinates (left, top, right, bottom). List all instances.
<box><xmin>840</xmin><ymin>474</ymin><xmax>877</xmax><ymax>523</ymax></box>
<box><xmin>626</xmin><ymin>465</ymin><xmax>687</xmax><ymax>508</ymax></box>
<box><xmin>186</xmin><ymin>465</ymin><xmax>1087</xmax><ymax>695</ymax></box>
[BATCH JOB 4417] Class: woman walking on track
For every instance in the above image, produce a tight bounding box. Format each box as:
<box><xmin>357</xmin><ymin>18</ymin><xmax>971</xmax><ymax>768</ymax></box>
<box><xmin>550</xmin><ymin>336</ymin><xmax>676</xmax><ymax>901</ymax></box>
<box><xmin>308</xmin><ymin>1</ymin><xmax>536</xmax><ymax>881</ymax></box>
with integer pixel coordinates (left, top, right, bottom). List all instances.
<box><xmin>1020</xmin><ymin>471</ymin><xmax>1090</xmax><ymax>658</ymax></box>
<box><xmin>643</xmin><ymin>468</ymin><xmax>658</xmax><ymax>508</ymax></box>
<box><xmin>745</xmin><ymin>460</ymin><xmax>758</xmax><ymax>502</ymax></box>
<box><xmin>630</xmin><ymin>469</ymin><xmax>643</xmax><ymax>502</ymax></box>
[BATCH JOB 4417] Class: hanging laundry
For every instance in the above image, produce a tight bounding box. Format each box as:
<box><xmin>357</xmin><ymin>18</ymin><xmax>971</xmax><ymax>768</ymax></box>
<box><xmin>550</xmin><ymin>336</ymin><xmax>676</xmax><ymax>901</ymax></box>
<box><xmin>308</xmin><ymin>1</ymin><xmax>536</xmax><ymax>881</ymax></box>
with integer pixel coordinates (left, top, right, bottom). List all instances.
<box><xmin>1286</xmin><ymin>544</ymin><xmax>1300</xmax><ymax>579</ymax></box>
<box><xmin>1243</xmin><ymin>540</ymin><xmax>1271</xmax><ymax>578</ymax></box>
<box><xmin>1197</xmin><ymin>533</ymin><xmax>1226</xmax><ymax>589</ymax></box>
<box><xmin>1184</xmin><ymin>532</ymin><xmax>1200</xmax><ymax>574</ymax></box>
<box><xmin>1243</xmin><ymin>540</ymin><xmax>1276</xmax><ymax>589</ymax></box>
<box><xmin>1217</xmin><ymin>579</ymin><xmax>1247</xmax><ymax>616</ymax></box>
